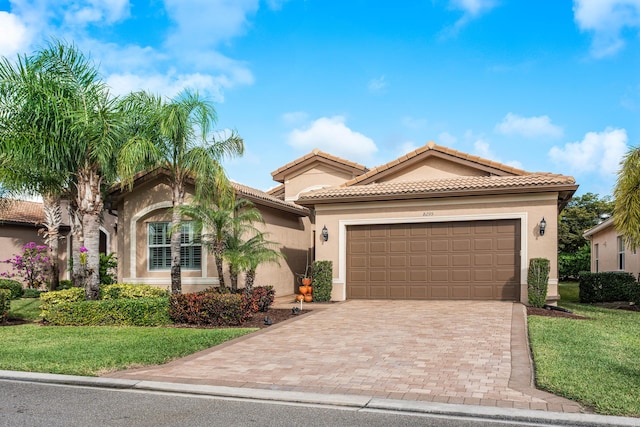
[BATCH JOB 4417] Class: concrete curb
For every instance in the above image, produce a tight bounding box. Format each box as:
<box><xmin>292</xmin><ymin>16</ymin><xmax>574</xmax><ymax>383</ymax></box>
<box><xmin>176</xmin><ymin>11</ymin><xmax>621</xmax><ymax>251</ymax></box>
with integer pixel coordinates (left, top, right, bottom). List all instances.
<box><xmin>1</xmin><ymin>370</ymin><xmax>639</xmax><ymax>427</ymax></box>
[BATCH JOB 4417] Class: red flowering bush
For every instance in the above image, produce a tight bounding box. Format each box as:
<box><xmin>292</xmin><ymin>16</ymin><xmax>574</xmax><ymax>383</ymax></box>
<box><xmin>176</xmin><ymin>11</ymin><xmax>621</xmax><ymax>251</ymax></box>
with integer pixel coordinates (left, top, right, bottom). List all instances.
<box><xmin>169</xmin><ymin>291</ymin><xmax>250</xmax><ymax>326</ymax></box>
<box><xmin>1</xmin><ymin>242</ymin><xmax>52</xmax><ymax>288</ymax></box>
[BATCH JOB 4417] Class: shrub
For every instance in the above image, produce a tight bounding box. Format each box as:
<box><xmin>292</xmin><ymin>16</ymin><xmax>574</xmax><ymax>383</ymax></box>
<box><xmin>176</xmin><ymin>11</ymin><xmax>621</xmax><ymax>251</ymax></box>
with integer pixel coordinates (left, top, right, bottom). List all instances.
<box><xmin>169</xmin><ymin>291</ymin><xmax>249</xmax><ymax>326</ymax></box>
<box><xmin>630</xmin><ymin>282</ymin><xmax>640</xmax><ymax>306</ymax></box>
<box><xmin>101</xmin><ymin>283</ymin><xmax>169</xmax><ymax>300</ymax></box>
<box><xmin>1</xmin><ymin>242</ymin><xmax>52</xmax><ymax>288</ymax></box>
<box><xmin>0</xmin><ymin>278</ymin><xmax>23</xmax><ymax>299</ymax></box>
<box><xmin>578</xmin><ymin>271</ymin><xmax>636</xmax><ymax>303</ymax></box>
<box><xmin>527</xmin><ymin>258</ymin><xmax>550</xmax><ymax>308</ymax></box>
<box><xmin>21</xmin><ymin>288</ymin><xmax>44</xmax><ymax>298</ymax></box>
<box><xmin>558</xmin><ymin>245</ymin><xmax>590</xmax><ymax>281</ymax></box>
<box><xmin>99</xmin><ymin>253</ymin><xmax>117</xmax><ymax>285</ymax></box>
<box><xmin>58</xmin><ymin>280</ymin><xmax>73</xmax><ymax>289</ymax></box>
<box><xmin>0</xmin><ymin>289</ymin><xmax>10</xmax><ymax>321</ymax></box>
<box><xmin>312</xmin><ymin>260</ymin><xmax>333</xmax><ymax>302</ymax></box>
<box><xmin>45</xmin><ymin>297</ymin><xmax>170</xmax><ymax>326</ymax></box>
<box><xmin>243</xmin><ymin>286</ymin><xmax>275</xmax><ymax>312</ymax></box>
<box><xmin>40</xmin><ymin>287</ymin><xmax>85</xmax><ymax>317</ymax></box>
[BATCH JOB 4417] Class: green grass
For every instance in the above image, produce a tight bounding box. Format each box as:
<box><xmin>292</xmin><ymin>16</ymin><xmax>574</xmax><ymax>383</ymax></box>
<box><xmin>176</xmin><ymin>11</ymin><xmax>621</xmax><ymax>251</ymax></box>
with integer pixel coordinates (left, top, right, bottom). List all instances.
<box><xmin>8</xmin><ymin>298</ymin><xmax>42</xmax><ymax>321</ymax></box>
<box><xmin>0</xmin><ymin>324</ymin><xmax>256</xmax><ymax>376</ymax></box>
<box><xmin>558</xmin><ymin>281</ymin><xmax>579</xmax><ymax>303</ymax></box>
<box><xmin>528</xmin><ymin>302</ymin><xmax>640</xmax><ymax>416</ymax></box>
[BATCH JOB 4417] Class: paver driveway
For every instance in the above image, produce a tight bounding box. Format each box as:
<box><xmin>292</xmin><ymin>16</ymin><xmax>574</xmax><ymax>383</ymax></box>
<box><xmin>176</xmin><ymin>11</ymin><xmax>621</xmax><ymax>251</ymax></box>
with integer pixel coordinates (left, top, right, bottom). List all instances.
<box><xmin>108</xmin><ymin>300</ymin><xmax>582</xmax><ymax>412</ymax></box>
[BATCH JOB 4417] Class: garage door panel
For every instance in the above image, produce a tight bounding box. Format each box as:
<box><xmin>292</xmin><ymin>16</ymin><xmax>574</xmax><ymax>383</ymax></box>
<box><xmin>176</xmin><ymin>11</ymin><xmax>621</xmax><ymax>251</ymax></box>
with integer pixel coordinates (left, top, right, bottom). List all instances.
<box><xmin>347</xmin><ymin>220</ymin><xmax>520</xmax><ymax>300</ymax></box>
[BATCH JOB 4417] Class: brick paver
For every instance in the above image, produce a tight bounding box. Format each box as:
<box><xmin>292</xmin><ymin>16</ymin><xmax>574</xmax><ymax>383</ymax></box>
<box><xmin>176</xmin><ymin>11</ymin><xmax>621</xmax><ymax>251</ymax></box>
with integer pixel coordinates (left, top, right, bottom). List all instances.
<box><xmin>107</xmin><ymin>300</ymin><xmax>584</xmax><ymax>412</ymax></box>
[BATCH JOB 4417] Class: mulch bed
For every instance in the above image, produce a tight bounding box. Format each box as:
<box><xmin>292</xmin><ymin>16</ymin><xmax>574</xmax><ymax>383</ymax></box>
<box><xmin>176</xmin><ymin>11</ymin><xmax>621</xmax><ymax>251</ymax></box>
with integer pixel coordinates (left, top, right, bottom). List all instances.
<box><xmin>526</xmin><ymin>307</ymin><xmax>589</xmax><ymax>320</ymax></box>
<box><xmin>169</xmin><ymin>308</ymin><xmax>311</xmax><ymax>329</ymax></box>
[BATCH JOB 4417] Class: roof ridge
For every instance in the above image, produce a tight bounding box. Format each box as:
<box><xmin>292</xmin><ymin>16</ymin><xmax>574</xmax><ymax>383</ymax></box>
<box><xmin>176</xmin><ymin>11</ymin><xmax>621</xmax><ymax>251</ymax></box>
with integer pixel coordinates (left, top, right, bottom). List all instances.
<box><xmin>271</xmin><ymin>148</ymin><xmax>368</xmax><ymax>179</ymax></box>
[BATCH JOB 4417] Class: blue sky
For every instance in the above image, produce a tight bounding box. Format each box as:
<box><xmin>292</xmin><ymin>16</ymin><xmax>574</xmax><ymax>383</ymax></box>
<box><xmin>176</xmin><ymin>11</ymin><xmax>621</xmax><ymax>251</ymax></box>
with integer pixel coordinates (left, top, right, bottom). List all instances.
<box><xmin>1</xmin><ymin>1</ymin><xmax>639</xmax><ymax>197</ymax></box>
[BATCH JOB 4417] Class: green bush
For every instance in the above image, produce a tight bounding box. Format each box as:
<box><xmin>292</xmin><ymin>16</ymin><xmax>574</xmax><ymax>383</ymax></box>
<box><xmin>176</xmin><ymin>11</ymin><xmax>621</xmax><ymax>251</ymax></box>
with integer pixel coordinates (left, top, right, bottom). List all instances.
<box><xmin>40</xmin><ymin>287</ymin><xmax>85</xmax><ymax>317</ymax></box>
<box><xmin>527</xmin><ymin>258</ymin><xmax>550</xmax><ymax>308</ymax></box>
<box><xmin>312</xmin><ymin>260</ymin><xmax>333</xmax><ymax>302</ymax></box>
<box><xmin>558</xmin><ymin>245</ymin><xmax>590</xmax><ymax>280</ymax></box>
<box><xmin>45</xmin><ymin>297</ymin><xmax>170</xmax><ymax>326</ymax></box>
<box><xmin>578</xmin><ymin>271</ymin><xmax>636</xmax><ymax>303</ymax></box>
<box><xmin>630</xmin><ymin>282</ymin><xmax>640</xmax><ymax>306</ymax></box>
<box><xmin>169</xmin><ymin>291</ymin><xmax>249</xmax><ymax>326</ymax></box>
<box><xmin>58</xmin><ymin>279</ymin><xmax>73</xmax><ymax>289</ymax></box>
<box><xmin>0</xmin><ymin>279</ymin><xmax>23</xmax><ymax>299</ymax></box>
<box><xmin>101</xmin><ymin>283</ymin><xmax>169</xmax><ymax>300</ymax></box>
<box><xmin>21</xmin><ymin>288</ymin><xmax>44</xmax><ymax>298</ymax></box>
<box><xmin>99</xmin><ymin>253</ymin><xmax>117</xmax><ymax>285</ymax></box>
<box><xmin>0</xmin><ymin>289</ymin><xmax>10</xmax><ymax>321</ymax></box>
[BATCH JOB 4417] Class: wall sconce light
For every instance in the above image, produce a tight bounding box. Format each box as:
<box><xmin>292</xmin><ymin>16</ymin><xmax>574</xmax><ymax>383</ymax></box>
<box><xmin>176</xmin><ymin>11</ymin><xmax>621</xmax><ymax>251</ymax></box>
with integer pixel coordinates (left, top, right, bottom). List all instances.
<box><xmin>321</xmin><ymin>225</ymin><xmax>329</xmax><ymax>242</ymax></box>
<box><xmin>539</xmin><ymin>217</ymin><xmax>547</xmax><ymax>236</ymax></box>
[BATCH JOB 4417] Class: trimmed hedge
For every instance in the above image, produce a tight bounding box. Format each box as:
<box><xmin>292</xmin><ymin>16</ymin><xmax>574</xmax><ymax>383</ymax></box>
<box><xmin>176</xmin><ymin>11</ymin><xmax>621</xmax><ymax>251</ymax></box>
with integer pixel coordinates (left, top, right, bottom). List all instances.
<box><xmin>312</xmin><ymin>260</ymin><xmax>333</xmax><ymax>302</ymax></box>
<box><xmin>21</xmin><ymin>288</ymin><xmax>44</xmax><ymax>298</ymax></box>
<box><xmin>101</xmin><ymin>284</ymin><xmax>169</xmax><ymax>300</ymax></box>
<box><xmin>45</xmin><ymin>297</ymin><xmax>170</xmax><ymax>326</ymax></box>
<box><xmin>528</xmin><ymin>258</ymin><xmax>550</xmax><ymax>308</ymax></box>
<box><xmin>578</xmin><ymin>271</ymin><xmax>636</xmax><ymax>303</ymax></box>
<box><xmin>169</xmin><ymin>291</ymin><xmax>250</xmax><ymax>326</ymax></box>
<box><xmin>0</xmin><ymin>289</ymin><xmax>10</xmax><ymax>321</ymax></box>
<box><xmin>40</xmin><ymin>287</ymin><xmax>85</xmax><ymax>318</ymax></box>
<box><xmin>0</xmin><ymin>279</ymin><xmax>23</xmax><ymax>299</ymax></box>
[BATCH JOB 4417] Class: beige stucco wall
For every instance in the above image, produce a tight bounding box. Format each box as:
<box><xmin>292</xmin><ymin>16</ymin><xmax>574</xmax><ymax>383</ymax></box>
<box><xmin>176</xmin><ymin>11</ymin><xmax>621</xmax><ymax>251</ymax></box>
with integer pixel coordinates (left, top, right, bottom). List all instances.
<box><xmin>380</xmin><ymin>157</ymin><xmax>488</xmax><ymax>183</ymax></box>
<box><xmin>283</xmin><ymin>163</ymin><xmax>355</xmax><ymax>201</ymax></box>
<box><xmin>313</xmin><ymin>192</ymin><xmax>560</xmax><ymax>303</ymax></box>
<box><xmin>589</xmin><ymin>224</ymin><xmax>640</xmax><ymax>279</ymax></box>
<box><xmin>116</xmin><ymin>176</ymin><xmax>311</xmax><ymax>297</ymax></box>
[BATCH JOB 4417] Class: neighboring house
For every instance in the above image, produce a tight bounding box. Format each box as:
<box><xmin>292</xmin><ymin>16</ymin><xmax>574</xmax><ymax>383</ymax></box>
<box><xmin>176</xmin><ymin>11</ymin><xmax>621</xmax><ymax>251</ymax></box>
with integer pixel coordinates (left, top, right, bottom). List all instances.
<box><xmin>0</xmin><ymin>199</ymin><xmax>117</xmax><ymax>284</ymax></box>
<box><xmin>583</xmin><ymin>217</ymin><xmax>640</xmax><ymax>280</ymax></box>
<box><xmin>110</xmin><ymin>142</ymin><xmax>578</xmax><ymax>304</ymax></box>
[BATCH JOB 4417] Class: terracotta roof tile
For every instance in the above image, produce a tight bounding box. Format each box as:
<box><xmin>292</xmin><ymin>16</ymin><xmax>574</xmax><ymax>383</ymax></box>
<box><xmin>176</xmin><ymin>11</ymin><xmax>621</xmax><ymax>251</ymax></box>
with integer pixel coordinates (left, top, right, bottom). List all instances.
<box><xmin>271</xmin><ymin>148</ymin><xmax>368</xmax><ymax>179</ymax></box>
<box><xmin>298</xmin><ymin>174</ymin><xmax>576</xmax><ymax>202</ymax></box>
<box><xmin>231</xmin><ymin>182</ymin><xmax>309</xmax><ymax>215</ymax></box>
<box><xmin>0</xmin><ymin>200</ymin><xmax>44</xmax><ymax>225</ymax></box>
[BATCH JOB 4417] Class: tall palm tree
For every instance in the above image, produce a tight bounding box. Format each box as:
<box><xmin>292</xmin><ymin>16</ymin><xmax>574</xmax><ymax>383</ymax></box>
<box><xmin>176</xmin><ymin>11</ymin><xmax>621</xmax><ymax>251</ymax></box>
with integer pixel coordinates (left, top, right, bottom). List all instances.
<box><xmin>614</xmin><ymin>146</ymin><xmax>640</xmax><ymax>249</ymax></box>
<box><xmin>0</xmin><ymin>41</ymin><xmax>120</xmax><ymax>297</ymax></box>
<box><xmin>179</xmin><ymin>196</ymin><xmax>262</xmax><ymax>290</ymax></box>
<box><xmin>118</xmin><ymin>90</ymin><xmax>244</xmax><ymax>293</ymax></box>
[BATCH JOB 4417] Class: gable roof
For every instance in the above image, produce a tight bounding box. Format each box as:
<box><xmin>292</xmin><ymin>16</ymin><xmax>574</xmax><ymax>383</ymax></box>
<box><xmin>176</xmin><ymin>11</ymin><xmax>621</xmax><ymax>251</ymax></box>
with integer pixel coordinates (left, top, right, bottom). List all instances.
<box><xmin>343</xmin><ymin>141</ymin><xmax>528</xmax><ymax>187</ymax></box>
<box><xmin>583</xmin><ymin>217</ymin><xmax>614</xmax><ymax>238</ymax></box>
<box><xmin>0</xmin><ymin>200</ymin><xmax>44</xmax><ymax>226</ymax></box>
<box><xmin>297</xmin><ymin>174</ymin><xmax>577</xmax><ymax>207</ymax></box>
<box><xmin>271</xmin><ymin>148</ymin><xmax>368</xmax><ymax>183</ymax></box>
<box><xmin>109</xmin><ymin>168</ymin><xmax>309</xmax><ymax>217</ymax></box>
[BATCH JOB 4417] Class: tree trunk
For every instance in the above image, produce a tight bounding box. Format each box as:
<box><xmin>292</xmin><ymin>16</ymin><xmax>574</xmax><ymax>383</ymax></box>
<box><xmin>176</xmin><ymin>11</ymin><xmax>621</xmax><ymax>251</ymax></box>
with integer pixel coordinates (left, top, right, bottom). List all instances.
<box><xmin>229</xmin><ymin>264</ymin><xmax>238</xmax><ymax>291</ymax></box>
<box><xmin>76</xmin><ymin>166</ymin><xmax>102</xmax><ymax>300</ymax></box>
<box><xmin>245</xmin><ymin>269</ymin><xmax>256</xmax><ymax>291</ymax></box>
<box><xmin>170</xmin><ymin>182</ymin><xmax>185</xmax><ymax>294</ymax></box>
<box><xmin>69</xmin><ymin>203</ymin><xmax>83</xmax><ymax>288</ymax></box>
<box><xmin>213</xmin><ymin>241</ymin><xmax>225</xmax><ymax>289</ymax></box>
<box><xmin>42</xmin><ymin>194</ymin><xmax>61</xmax><ymax>291</ymax></box>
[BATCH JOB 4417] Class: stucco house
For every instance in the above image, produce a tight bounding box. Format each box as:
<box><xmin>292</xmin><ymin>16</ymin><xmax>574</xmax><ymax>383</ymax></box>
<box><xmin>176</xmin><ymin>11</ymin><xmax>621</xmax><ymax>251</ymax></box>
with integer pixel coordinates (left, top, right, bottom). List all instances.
<box><xmin>0</xmin><ymin>199</ymin><xmax>117</xmax><ymax>284</ymax></box>
<box><xmin>583</xmin><ymin>217</ymin><xmax>640</xmax><ymax>280</ymax></box>
<box><xmin>110</xmin><ymin>142</ymin><xmax>577</xmax><ymax>304</ymax></box>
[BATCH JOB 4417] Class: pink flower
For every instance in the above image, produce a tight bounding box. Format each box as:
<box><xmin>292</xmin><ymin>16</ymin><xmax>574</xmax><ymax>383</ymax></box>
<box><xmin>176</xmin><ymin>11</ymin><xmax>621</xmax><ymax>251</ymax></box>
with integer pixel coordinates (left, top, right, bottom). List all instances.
<box><xmin>80</xmin><ymin>246</ymin><xmax>88</xmax><ymax>253</ymax></box>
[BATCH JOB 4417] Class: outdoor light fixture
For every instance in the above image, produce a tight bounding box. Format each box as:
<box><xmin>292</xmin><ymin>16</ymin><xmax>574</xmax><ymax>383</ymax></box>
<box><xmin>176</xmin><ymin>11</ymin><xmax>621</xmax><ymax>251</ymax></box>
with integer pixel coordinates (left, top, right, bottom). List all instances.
<box><xmin>539</xmin><ymin>217</ymin><xmax>547</xmax><ymax>236</ymax></box>
<box><xmin>321</xmin><ymin>225</ymin><xmax>329</xmax><ymax>241</ymax></box>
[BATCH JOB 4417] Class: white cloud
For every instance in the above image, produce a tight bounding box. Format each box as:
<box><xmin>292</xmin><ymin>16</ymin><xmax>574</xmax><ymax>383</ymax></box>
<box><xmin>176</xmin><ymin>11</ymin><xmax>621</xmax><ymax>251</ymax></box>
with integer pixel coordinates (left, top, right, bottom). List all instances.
<box><xmin>287</xmin><ymin>116</ymin><xmax>378</xmax><ymax>161</ymax></box>
<box><xmin>281</xmin><ymin>111</ymin><xmax>309</xmax><ymax>125</ymax></box>
<box><xmin>444</xmin><ymin>0</ymin><xmax>497</xmax><ymax>35</ymax></box>
<box><xmin>0</xmin><ymin>11</ymin><xmax>30</xmax><ymax>57</ymax></box>
<box><xmin>368</xmin><ymin>75</ymin><xmax>387</xmax><ymax>93</ymax></box>
<box><xmin>549</xmin><ymin>127</ymin><xmax>628</xmax><ymax>176</ymax></box>
<box><xmin>574</xmin><ymin>0</ymin><xmax>640</xmax><ymax>57</ymax></box>
<box><xmin>495</xmin><ymin>113</ymin><xmax>563</xmax><ymax>139</ymax></box>
<box><xmin>64</xmin><ymin>0</ymin><xmax>130</xmax><ymax>25</ymax></box>
<box><xmin>438</xmin><ymin>131</ymin><xmax>457</xmax><ymax>146</ymax></box>
<box><xmin>107</xmin><ymin>72</ymin><xmax>234</xmax><ymax>101</ymax></box>
<box><xmin>472</xmin><ymin>138</ymin><xmax>523</xmax><ymax>169</ymax></box>
<box><xmin>398</xmin><ymin>141</ymin><xmax>420</xmax><ymax>156</ymax></box>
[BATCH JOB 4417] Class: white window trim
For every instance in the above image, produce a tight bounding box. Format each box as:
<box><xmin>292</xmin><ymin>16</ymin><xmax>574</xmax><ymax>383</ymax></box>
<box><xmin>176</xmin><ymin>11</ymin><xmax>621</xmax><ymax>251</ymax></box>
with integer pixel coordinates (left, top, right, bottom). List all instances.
<box><xmin>147</xmin><ymin>221</ymin><xmax>202</xmax><ymax>272</ymax></box>
<box><xmin>617</xmin><ymin>236</ymin><xmax>625</xmax><ymax>271</ymax></box>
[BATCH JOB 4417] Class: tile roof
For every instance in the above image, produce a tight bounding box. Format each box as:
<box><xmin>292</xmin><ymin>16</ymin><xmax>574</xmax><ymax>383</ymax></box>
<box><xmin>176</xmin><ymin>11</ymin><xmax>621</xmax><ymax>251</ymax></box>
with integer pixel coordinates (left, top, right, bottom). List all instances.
<box><xmin>343</xmin><ymin>141</ymin><xmax>529</xmax><ymax>187</ymax></box>
<box><xmin>271</xmin><ymin>148</ymin><xmax>368</xmax><ymax>182</ymax></box>
<box><xmin>0</xmin><ymin>200</ymin><xmax>44</xmax><ymax>225</ymax></box>
<box><xmin>231</xmin><ymin>182</ymin><xmax>309</xmax><ymax>216</ymax></box>
<box><xmin>297</xmin><ymin>174</ymin><xmax>577</xmax><ymax>202</ymax></box>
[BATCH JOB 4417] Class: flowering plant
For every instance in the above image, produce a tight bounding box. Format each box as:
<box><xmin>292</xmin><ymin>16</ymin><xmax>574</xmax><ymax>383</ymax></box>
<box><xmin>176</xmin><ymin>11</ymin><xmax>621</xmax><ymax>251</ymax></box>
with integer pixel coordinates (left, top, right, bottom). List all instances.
<box><xmin>79</xmin><ymin>246</ymin><xmax>88</xmax><ymax>265</ymax></box>
<box><xmin>1</xmin><ymin>242</ymin><xmax>52</xmax><ymax>288</ymax></box>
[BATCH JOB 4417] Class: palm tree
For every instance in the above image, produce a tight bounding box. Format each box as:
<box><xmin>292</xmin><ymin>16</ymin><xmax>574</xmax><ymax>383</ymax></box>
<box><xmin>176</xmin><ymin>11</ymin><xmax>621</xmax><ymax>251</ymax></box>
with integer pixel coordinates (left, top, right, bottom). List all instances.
<box><xmin>614</xmin><ymin>146</ymin><xmax>640</xmax><ymax>249</ymax></box>
<box><xmin>241</xmin><ymin>232</ymin><xmax>285</xmax><ymax>291</ymax></box>
<box><xmin>0</xmin><ymin>41</ymin><xmax>120</xmax><ymax>298</ymax></box>
<box><xmin>179</xmin><ymin>196</ymin><xmax>262</xmax><ymax>290</ymax></box>
<box><xmin>118</xmin><ymin>90</ymin><xmax>244</xmax><ymax>293</ymax></box>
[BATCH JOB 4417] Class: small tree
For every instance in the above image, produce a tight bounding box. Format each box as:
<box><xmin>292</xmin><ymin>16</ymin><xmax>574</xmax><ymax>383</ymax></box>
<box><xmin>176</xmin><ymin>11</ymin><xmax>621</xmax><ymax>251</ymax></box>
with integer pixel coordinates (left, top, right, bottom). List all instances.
<box><xmin>1</xmin><ymin>242</ymin><xmax>52</xmax><ymax>289</ymax></box>
<box><xmin>527</xmin><ymin>258</ymin><xmax>550</xmax><ymax>308</ymax></box>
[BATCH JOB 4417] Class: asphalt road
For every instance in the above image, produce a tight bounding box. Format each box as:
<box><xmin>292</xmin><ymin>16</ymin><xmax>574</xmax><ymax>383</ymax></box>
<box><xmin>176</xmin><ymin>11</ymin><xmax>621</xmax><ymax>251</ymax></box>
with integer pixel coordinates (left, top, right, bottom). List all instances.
<box><xmin>0</xmin><ymin>380</ymin><xmax>557</xmax><ymax>427</ymax></box>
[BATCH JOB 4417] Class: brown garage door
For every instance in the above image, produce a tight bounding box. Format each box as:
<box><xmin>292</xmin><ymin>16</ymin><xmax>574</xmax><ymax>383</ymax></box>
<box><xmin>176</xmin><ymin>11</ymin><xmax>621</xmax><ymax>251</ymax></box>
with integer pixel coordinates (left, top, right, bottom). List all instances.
<box><xmin>346</xmin><ymin>220</ymin><xmax>520</xmax><ymax>300</ymax></box>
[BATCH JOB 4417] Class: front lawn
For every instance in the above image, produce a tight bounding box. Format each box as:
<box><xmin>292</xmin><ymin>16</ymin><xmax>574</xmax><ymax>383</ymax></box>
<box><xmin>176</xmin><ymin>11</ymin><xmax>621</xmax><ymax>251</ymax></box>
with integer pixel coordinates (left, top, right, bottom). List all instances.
<box><xmin>8</xmin><ymin>298</ymin><xmax>42</xmax><ymax>321</ymax></box>
<box><xmin>528</xmin><ymin>302</ymin><xmax>640</xmax><ymax>416</ymax></box>
<box><xmin>0</xmin><ymin>324</ymin><xmax>256</xmax><ymax>376</ymax></box>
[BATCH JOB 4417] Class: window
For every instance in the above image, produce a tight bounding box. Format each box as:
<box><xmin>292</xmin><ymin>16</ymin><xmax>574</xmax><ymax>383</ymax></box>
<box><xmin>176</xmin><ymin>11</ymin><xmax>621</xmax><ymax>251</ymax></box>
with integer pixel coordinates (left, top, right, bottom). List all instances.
<box><xmin>617</xmin><ymin>236</ymin><xmax>625</xmax><ymax>271</ymax></box>
<box><xmin>148</xmin><ymin>222</ymin><xmax>201</xmax><ymax>270</ymax></box>
<box><xmin>594</xmin><ymin>243</ymin><xmax>599</xmax><ymax>273</ymax></box>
